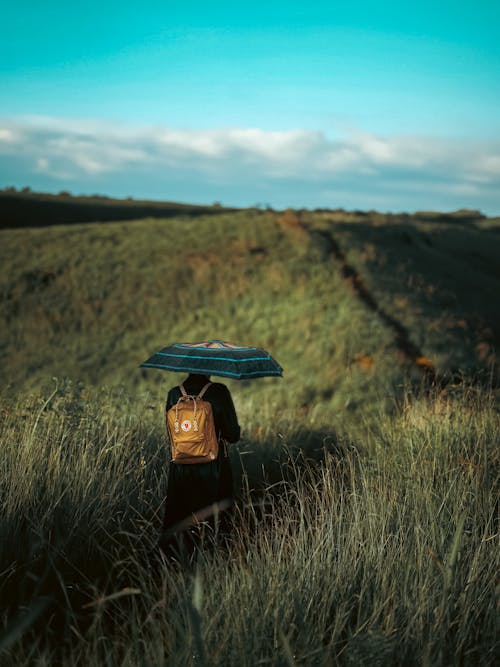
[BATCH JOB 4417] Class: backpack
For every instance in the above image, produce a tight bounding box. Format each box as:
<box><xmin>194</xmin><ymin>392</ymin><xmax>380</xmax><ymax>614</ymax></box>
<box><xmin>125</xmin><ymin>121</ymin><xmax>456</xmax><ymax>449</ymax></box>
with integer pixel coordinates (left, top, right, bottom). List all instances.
<box><xmin>166</xmin><ymin>382</ymin><xmax>219</xmax><ymax>464</ymax></box>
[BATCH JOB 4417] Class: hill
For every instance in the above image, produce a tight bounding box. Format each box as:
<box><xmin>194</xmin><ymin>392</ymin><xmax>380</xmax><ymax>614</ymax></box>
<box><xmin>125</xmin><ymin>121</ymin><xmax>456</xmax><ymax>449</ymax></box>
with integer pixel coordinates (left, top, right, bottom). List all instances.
<box><xmin>0</xmin><ymin>195</ymin><xmax>498</xmax><ymax>665</ymax></box>
<box><xmin>0</xmin><ymin>189</ymin><xmax>237</xmax><ymax>229</ymax></box>
<box><xmin>1</xmin><ymin>195</ymin><xmax>499</xmax><ymax>407</ymax></box>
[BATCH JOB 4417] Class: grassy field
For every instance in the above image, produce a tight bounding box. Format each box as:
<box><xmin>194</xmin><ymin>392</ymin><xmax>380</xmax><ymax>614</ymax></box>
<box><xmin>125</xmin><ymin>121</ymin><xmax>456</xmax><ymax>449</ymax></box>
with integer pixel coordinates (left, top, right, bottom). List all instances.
<box><xmin>0</xmin><ymin>201</ymin><xmax>499</xmax><ymax>664</ymax></box>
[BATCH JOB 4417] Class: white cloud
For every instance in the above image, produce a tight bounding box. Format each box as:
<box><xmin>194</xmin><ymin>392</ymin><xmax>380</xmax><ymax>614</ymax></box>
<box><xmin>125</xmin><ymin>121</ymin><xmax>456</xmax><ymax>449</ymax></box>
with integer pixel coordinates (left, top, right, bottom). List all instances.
<box><xmin>0</xmin><ymin>127</ymin><xmax>21</xmax><ymax>143</ymax></box>
<box><xmin>36</xmin><ymin>157</ymin><xmax>49</xmax><ymax>170</ymax></box>
<box><xmin>0</xmin><ymin>116</ymin><xmax>499</xmax><ymax>212</ymax></box>
<box><xmin>472</xmin><ymin>155</ymin><xmax>500</xmax><ymax>178</ymax></box>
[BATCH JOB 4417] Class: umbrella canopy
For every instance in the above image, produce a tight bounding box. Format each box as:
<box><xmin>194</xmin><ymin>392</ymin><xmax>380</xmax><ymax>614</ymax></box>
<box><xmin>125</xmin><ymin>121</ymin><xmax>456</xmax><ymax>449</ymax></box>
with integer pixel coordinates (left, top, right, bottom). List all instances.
<box><xmin>140</xmin><ymin>340</ymin><xmax>283</xmax><ymax>379</ymax></box>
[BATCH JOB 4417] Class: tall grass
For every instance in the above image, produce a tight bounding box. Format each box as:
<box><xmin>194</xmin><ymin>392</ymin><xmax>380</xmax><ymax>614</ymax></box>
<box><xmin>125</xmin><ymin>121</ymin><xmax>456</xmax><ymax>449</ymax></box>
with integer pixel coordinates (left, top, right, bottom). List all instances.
<box><xmin>1</xmin><ymin>383</ymin><xmax>497</xmax><ymax>665</ymax></box>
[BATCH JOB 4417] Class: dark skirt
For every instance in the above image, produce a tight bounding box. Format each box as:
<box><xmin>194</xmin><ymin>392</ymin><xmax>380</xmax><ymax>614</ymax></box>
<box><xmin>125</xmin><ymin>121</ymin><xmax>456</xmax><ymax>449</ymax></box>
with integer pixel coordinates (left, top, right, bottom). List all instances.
<box><xmin>162</xmin><ymin>450</ymin><xmax>233</xmax><ymax>531</ymax></box>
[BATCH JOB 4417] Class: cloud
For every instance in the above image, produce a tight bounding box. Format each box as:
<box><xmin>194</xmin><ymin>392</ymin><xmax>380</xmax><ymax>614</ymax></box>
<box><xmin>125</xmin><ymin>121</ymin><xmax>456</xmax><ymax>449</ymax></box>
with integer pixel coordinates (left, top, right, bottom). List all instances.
<box><xmin>0</xmin><ymin>128</ymin><xmax>17</xmax><ymax>142</ymax></box>
<box><xmin>0</xmin><ymin>115</ymin><xmax>499</xmax><ymax>213</ymax></box>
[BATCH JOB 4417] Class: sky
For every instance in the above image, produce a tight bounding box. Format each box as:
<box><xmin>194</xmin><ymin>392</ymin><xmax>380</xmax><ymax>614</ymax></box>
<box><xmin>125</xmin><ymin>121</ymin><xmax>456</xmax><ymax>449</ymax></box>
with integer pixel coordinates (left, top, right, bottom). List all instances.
<box><xmin>1</xmin><ymin>1</ymin><xmax>500</xmax><ymax>213</ymax></box>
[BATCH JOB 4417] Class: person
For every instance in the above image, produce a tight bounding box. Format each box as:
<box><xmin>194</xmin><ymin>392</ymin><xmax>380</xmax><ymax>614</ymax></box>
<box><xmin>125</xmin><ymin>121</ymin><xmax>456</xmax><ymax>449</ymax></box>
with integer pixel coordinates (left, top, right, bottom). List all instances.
<box><xmin>161</xmin><ymin>373</ymin><xmax>240</xmax><ymax>555</ymax></box>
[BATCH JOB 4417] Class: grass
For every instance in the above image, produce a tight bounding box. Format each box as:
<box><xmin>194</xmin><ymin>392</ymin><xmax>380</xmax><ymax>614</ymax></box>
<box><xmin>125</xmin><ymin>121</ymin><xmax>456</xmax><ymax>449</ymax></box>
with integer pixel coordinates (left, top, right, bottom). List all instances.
<box><xmin>0</xmin><ymin>383</ymin><xmax>498</xmax><ymax>665</ymax></box>
<box><xmin>306</xmin><ymin>211</ymin><xmax>500</xmax><ymax>376</ymax></box>
<box><xmin>0</xmin><ymin>205</ymin><xmax>499</xmax><ymax>664</ymax></box>
<box><xmin>0</xmin><ymin>210</ymin><xmax>402</xmax><ymax>424</ymax></box>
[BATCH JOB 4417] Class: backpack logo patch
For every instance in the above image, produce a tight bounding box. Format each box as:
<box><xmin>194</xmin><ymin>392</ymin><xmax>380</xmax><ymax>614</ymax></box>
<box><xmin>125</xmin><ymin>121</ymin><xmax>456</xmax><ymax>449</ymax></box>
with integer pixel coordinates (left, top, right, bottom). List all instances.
<box><xmin>181</xmin><ymin>419</ymin><xmax>192</xmax><ymax>432</ymax></box>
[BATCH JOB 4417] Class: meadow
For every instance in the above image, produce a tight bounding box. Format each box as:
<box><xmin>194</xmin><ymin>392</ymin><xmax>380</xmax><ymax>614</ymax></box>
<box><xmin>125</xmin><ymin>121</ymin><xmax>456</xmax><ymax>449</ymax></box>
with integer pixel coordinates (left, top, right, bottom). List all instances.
<box><xmin>0</xmin><ymin>199</ymin><xmax>498</xmax><ymax>665</ymax></box>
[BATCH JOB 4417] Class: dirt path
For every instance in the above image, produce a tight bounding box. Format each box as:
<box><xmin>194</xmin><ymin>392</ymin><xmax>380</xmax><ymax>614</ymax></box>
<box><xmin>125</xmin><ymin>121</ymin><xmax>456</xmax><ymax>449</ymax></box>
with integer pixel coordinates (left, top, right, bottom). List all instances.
<box><xmin>308</xmin><ymin>227</ymin><xmax>437</xmax><ymax>383</ymax></box>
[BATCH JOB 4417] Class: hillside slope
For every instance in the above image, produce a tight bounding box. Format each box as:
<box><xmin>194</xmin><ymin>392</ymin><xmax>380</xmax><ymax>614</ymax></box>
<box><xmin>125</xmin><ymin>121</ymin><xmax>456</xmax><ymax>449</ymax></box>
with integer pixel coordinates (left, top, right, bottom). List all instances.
<box><xmin>304</xmin><ymin>209</ymin><xmax>500</xmax><ymax>380</ymax></box>
<box><xmin>0</xmin><ymin>210</ymin><xmax>391</xmax><ymax>425</ymax></box>
<box><xmin>1</xmin><ymin>204</ymin><xmax>498</xmax><ymax>428</ymax></box>
<box><xmin>0</xmin><ymin>190</ymin><xmax>237</xmax><ymax>228</ymax></box>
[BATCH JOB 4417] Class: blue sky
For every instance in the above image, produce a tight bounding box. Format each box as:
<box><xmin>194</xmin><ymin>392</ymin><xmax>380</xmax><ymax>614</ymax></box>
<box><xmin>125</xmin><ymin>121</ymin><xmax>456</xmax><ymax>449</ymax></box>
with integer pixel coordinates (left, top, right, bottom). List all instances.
<box><xmin>1</xmin><ymin>1</ymin><xmax>500</xmax><ymax>212</ymax></box>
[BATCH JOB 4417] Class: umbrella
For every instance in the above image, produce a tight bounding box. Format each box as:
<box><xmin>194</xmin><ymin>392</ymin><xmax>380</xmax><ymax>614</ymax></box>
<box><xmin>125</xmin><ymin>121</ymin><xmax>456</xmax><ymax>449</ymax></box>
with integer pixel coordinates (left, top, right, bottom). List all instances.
<box><xmin>140</xmin><ymin>340</ymin><xmax>283</xmax><ymax>380</ymax></box>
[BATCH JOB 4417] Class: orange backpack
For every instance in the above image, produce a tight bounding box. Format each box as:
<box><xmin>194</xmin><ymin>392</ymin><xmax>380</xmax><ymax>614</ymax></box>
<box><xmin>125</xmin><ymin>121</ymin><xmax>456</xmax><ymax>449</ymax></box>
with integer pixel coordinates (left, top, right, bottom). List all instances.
<box><xmin>166</xmin><ymin>383</ymin><xmax>219</xmax><ymax>464</ymax></box>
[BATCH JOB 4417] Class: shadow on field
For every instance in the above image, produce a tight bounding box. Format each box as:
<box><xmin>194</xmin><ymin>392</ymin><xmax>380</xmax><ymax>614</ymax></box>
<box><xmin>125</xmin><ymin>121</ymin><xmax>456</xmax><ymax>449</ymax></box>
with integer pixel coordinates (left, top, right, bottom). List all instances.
<box><xmin>229</xmin><ymin>428</ymin><xmax>362</xmax><ymax>536</ymax></box>
<box><xmin>232</xmin><ymin>427</ymin><xmax>360</xmax><ymax>494</ymax></box>
<box><xmin>0</xmin><ymin>191</ymin><xmax>237</xmax><ymax>229</ymax></box>
<box><xmin>313</xmin><ymin>219</ymin><xmax>500</xmax><ymax>383</ymax></box>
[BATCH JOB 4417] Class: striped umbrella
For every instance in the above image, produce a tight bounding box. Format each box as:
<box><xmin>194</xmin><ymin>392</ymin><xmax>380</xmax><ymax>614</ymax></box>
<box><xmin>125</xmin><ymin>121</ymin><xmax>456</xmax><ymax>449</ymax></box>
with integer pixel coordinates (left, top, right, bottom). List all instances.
<box><xmin>140</xmin><ymin>340</ymin><xmax>283</xmax><ymax>379</ymax></box>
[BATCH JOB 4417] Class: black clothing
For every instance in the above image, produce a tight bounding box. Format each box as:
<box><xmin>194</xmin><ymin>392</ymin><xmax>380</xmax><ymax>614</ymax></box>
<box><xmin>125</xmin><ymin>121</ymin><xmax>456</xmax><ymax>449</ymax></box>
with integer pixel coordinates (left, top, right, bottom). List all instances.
<box><xmin>162</xmin><ymin>375</ymin><xmax>240</xmax><ymax>532</ymax></box>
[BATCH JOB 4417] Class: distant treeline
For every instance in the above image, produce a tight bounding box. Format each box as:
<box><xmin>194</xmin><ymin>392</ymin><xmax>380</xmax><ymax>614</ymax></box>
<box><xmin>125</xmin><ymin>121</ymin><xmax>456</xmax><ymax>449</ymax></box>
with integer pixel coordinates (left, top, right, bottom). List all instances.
<box><xmin>0</xmin><ymin>190</ymin><xmax>237</xmax><ymax>229</ymax></box>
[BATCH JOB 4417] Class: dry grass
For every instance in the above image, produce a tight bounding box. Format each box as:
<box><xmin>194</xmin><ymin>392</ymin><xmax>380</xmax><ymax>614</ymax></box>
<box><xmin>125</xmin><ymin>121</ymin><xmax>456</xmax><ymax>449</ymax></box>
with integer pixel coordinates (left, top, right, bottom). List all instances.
<box><xmin>0</xmin><ymin>384</ymin><xmax>498</xmax><ymax>665</ymax></box>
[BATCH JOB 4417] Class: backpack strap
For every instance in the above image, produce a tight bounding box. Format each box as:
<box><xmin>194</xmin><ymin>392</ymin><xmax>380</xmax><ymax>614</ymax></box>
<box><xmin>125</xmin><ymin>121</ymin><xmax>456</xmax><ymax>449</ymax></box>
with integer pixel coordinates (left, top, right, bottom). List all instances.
<box><xmin>198</xmin><ymin>382</ymin><xmax>212</xmax><ymax>399</ymax></box>
<box><xmin>174</xmin><ymin>392</ymin><xmax>199</xmax><ymax>433</ymax></box>
<box><xmin>179</xmin><ymin>384</ymin><xmax>188</xmax><ymax>397</ymax></box>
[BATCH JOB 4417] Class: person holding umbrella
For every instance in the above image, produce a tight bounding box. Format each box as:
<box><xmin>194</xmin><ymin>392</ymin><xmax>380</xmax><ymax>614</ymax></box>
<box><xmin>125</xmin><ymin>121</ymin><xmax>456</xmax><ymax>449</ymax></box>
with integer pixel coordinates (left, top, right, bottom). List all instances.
<box><xmin>140</xmin><ymin>340</ymin><xmax>282</xmax><ymax>556</ymax></box>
